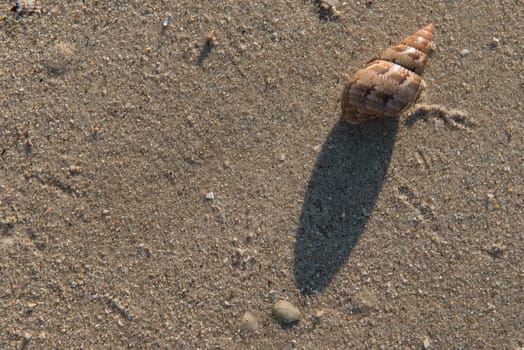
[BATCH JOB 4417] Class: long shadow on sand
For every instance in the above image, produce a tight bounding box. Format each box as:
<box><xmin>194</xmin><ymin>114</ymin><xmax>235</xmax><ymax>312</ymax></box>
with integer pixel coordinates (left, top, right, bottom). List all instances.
<box><xmin>294</xmin><ymin>117</ymin><xmax>398</xmax><ymax>295</ymax></box>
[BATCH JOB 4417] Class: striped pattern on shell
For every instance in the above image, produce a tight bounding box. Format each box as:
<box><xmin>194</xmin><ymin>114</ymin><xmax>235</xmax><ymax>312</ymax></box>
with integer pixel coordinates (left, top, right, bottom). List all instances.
<box><xmin>15</xmin><ymin>0</ymin><xmax>42</xmax><ymax>16</ymax></box>
<box><xmin>341</xmin><ymin>24</ymin><xmax>434</xmax><ymax>124</ymax></box>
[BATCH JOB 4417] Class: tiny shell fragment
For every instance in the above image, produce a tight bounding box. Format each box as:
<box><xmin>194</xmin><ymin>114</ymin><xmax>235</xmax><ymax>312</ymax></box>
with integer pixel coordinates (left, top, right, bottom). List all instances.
<box><xmin>15</xmin><ymin>0</ymin><xmax>42</xmax><ymax>16</ymax></box>
<box><xmin>341</xmin><ymin>24</ymin><xmax>435</xmax><ymax>124</ymax></box>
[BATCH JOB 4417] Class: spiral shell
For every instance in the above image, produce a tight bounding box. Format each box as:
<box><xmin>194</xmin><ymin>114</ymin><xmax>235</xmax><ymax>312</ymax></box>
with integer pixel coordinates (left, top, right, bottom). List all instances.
<box><xmin>341</xmin><ymin>24</ymin><xmax>434</xmax><ymax>124</ymax></box>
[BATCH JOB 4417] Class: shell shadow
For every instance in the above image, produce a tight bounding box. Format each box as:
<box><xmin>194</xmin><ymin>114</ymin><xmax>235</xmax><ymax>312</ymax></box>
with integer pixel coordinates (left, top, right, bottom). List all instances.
<box><xmin>294</xmin><ymin>117</ymin><xmax>398</xmax><ymax>295</ymax></box>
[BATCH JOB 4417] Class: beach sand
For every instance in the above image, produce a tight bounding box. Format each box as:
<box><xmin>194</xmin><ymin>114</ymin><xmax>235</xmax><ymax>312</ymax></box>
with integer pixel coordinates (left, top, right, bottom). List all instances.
<box><xmin>1</xmin><ymin>1</ymin><xmax>522</xmax><ymax>348</ymax></box>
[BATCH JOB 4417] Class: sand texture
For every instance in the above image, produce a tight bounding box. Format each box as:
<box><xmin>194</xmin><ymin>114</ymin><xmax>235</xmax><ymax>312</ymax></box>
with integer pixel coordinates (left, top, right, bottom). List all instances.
<box><xmin>1</xmin><ymin>0</ymin><xmax>523</xmax><ymax>348</ymax></box>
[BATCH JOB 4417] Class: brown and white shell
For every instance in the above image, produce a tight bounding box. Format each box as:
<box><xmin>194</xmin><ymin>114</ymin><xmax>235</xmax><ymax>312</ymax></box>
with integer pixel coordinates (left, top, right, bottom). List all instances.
<box><xmin>14</xmin><ymin>0</ymin><xmax>42</xmax><ymax>16</ymax></box>
<box><xmin>341</xmin><ymin>24</ymin><xmax>434</xmax><ymax>124</ymax></box>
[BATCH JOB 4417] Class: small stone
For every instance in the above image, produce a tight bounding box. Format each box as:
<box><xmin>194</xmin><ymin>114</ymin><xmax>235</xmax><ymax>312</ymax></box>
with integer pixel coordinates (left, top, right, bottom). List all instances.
<box><xmin>422</xmin><ymin>335</ymin><xmax>431</xmax><ymax>349</ymax></box>
<box><xmin>239</xmin><ymin>311</ymin><xmax>259</xmax><ymax>333</ymax></box>
<box><xmin>68</xmin><ymin>165</ymin><xmax>82</xmax><ymax>176</ymax></box>
<box><xmin>313</xmin><ymin>308</ymin><xmax>325</xmax><ymax>318</ymax></box>
<box><xmin>272</xmin><ymin>300</ymin><xmax>300</xmax><ymax>325</ymax></box>
<box><xmin>205</xmin><ymin>192</ymin><xmax>215</xmax><ymax>200</ymax></box>
<box><xmin>323</xmin><ymin>0</ymin><xmax>339</xmax><ymax>6</ymax></box>
<box><xmin>313</xmin><ymin>144</ymin><xmax>322</xmax><ymax>152</ymax></box>
<box><xmin>316</xmin><ymin>0</ymin><xmax>342</xmax><ymax>19</ymax></box>
<box><xmin>460</xmin><ymin>48</ymin><xmax>470</xmax><ymax>56</ymax></box>
<box><xmin>205</xmin><ymin>30</ymin><xmax>218</xmax><ymax>47</ymax></box>
<box><xmin>238</xmin><ymin>43</ymin><xmax>248</xmax><ymax>51</ymax></box>
<box><xmin>490</xmin><ymin>37</ymin><xmax>500</xmax><ymax>49</ymax></box>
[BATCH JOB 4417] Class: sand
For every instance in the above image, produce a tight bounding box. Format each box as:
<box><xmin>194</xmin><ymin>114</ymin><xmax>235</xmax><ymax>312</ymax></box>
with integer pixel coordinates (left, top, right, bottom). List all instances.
<box><xmin>1</xmin><ymin>0</ymin><xmax>522</xmax><ymax>348</ymax></box>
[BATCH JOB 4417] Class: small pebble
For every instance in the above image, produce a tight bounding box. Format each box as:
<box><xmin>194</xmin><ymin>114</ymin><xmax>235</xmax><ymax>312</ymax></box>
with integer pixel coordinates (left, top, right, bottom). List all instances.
<box><xmin>490</xmin><ymin>37</ymin><xmax>500</xmax><ymax>49</ymax></box>
<box><xmin>313</xmin><ymin>308</ymin><xmax>325</xmax><ymax>318</ymax></box>
<box><xmin>205</xmin><ymin>30</ymin><xmax>218</xmax><ymax>47</ymax></box>
<box><xmin>460</xmin><ymin>48</ymin><xmax>470</xmax><ymax>56</ymax></box>
<box><xmin>422</xmin><ymin>335</ymin><xmax>431</xmax><ymax>349</ymax></box>
<box><xmin>68</xmin><ymin>165</ymin><xmax>82</xmax><ymax>176</ymax></box>
<box><xmin>239</xmin><ymin>311</ymin><xmax>259</xmax><ymax>333</ymax></box>
<box><xmin>317</xmin><ymin>0</ymin><xmax>342</xmax><ymax>18</ymax></box>
<box><xmin>205</xmin><ymin>192</ymin><xmax>215</xmax><ymax>200</ymax></box>
<box><xmin>322</xmin><ymin>0</ymin><xmax>339</xmax><ymax>6</ymax></box>
<box><xmin>272</xmin><ymin>300</ymin><xmax>301</xmax><ymax>325</ymax></box>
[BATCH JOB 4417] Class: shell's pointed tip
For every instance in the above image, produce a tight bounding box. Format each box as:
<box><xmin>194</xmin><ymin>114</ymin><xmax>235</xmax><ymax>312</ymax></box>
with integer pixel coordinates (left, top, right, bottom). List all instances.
<box><xmin>425</xmin><ymin>23</ymin><xmax>434</xmax><ymax>31</ymax></box>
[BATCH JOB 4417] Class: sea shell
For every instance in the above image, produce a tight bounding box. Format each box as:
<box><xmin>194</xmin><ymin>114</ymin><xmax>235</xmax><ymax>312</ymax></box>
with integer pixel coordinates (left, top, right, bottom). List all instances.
<box><xmin>341</xmin><ymin>23</ymin><xmax>434</xmax><ymax>124</ymax></box>
<box><xmin>14</xmin><ymin>0</ymin><xmax>42</xmax><ymax>16</ymax></box>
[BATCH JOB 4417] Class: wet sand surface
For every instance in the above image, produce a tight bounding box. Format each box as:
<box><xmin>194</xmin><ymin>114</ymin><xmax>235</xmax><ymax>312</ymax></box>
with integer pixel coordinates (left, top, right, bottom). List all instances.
<box><xmin>1</xmin><ymin>1</ymin><xmax>523</xmax><ymax>348</ymax></box>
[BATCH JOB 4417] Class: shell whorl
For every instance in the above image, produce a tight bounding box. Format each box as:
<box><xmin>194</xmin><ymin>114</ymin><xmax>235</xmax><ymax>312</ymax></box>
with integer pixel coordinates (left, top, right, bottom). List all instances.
<box><xmin>341</xmin><ymin>24</ymin><xmax>434</xmax><ymax>124</ymax></box>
